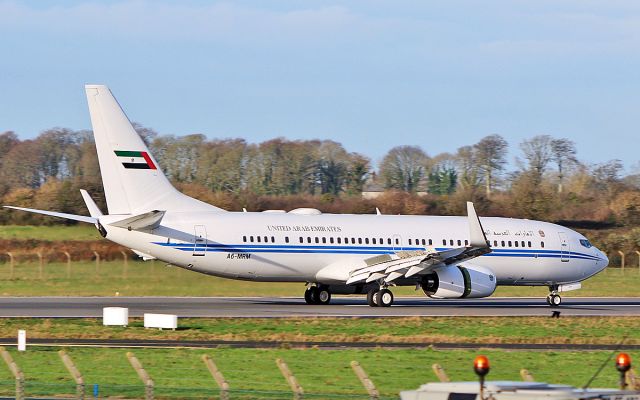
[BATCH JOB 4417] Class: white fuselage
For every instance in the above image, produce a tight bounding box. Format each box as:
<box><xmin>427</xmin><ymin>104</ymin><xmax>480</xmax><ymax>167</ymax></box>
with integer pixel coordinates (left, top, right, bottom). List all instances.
<box><xmin>101</xmin><ymin>211</ymin><xmax>608</xmax><ymax>287</ymax></box>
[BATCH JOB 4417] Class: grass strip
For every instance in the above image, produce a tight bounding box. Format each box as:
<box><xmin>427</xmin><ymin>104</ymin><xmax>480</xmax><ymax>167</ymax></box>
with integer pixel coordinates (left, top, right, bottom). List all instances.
<box><xmin>0</xmin><ymin>347</ymin><xmax>635</xmax><ymax>398</ymax></box>
<box><xmin>0</xmin><ymin>316</ymin><xmax>637</xmax><ymax>345</ymax></box>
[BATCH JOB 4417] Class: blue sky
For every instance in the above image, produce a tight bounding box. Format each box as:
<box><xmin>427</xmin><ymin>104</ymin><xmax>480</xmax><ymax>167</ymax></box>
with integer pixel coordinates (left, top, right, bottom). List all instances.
<box><xmin>1</xmin><ymin>1</ymin><xmax>639</xmax><ymax>169</ymax></box>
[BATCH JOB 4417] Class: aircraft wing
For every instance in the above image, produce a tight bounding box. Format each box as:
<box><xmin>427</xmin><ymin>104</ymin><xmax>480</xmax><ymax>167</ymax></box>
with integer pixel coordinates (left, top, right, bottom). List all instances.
<box><xmin>346</xmin><ymin>202</ymin><xmax>491</xmax><ymax>285</ymax></box>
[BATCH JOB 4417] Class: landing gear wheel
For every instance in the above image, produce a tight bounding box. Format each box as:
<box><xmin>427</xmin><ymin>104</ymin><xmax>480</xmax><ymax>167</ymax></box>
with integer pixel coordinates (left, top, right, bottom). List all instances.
<box><xmin>549</xmin><ymin>294</ymin><xmax>562</xmax><ymax>307</ymax></box>
<box><xmin>376</xmin><ymin>288</ymin><xmax>394</xmax><ymax>307</ymax></box>
<box><xmin>304</xmin><ymin>286</ymin><xmax>319</xmax><ymax>304</ymax></box>
<box><xmin>317</xmin><ymin>287</ymin><xmax>331</xmax><ymax>305</ymax></box>
<box><xmin>367</xmin><ymin>289</ymin><xmax>379</xmax><ymax>307</ymax></box>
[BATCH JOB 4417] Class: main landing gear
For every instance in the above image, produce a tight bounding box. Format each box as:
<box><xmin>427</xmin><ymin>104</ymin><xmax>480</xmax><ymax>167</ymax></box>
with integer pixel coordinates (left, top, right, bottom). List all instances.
<box><xmin>367</xmin><ymin>287</ymin><xmax>394</xmax><ymax>307</ymax></box>
<box><xmin>304</xmin><ymin>285</ymin><xmax>331</xmax><ymax>305</ymax></box>
<box><xmin>546</xmin><ymin>285</ymin><xmax>562</xmax><ymax>307</ymax></box>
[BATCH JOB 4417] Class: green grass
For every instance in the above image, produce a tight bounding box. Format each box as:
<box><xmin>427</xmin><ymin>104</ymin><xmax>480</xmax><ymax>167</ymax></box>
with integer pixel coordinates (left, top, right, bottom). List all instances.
<box><xmin>0</xmin><ymin>347</ymin><xmax>634</xmax><ymax>399</ymax></box>
<box><xmin>0</xmin><ymin>225</ymin><xmax>101</xmax><ymax>241</ymax></box>
<box><xmin>0</xmin><ymin>259</ymin><xmax>637</xmax><ymax>297</ymax></box>
<box><xmin>0</xmin><ymin>316</ymin><xmax>638</xmax><ymax>345</ymax></box>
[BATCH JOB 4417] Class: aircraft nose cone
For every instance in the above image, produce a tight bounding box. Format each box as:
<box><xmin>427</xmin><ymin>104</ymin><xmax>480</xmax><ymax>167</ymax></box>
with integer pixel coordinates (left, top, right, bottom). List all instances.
<box><xmin>596</xmin><ymin>248</ymin><xmax>609</xmax><ymax>271</ymax></box>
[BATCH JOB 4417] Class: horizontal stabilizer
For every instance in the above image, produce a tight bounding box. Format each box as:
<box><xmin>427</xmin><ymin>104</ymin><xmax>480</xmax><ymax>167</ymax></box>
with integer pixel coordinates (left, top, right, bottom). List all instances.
<box><xmin>109</xmin><ymin>210</ymin><xmax>165</xmax><ymax>231</ymax></box>
<box><xmin>3</xmin><ymin>206</ymin><xmax>97</xmax><ymax>224</ymax></box>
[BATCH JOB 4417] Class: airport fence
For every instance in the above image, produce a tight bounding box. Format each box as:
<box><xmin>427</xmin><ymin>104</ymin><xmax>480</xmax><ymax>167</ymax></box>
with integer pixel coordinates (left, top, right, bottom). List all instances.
<box><xmin>0</xmin><ymin>347</ymin><xmax>398</xmax><ymax>400</ymax></box>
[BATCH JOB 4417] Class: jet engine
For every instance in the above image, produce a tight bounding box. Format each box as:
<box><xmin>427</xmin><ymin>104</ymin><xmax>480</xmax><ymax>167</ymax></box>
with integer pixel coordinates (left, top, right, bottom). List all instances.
<box><xmin>421</xmin><ymin>264</ymin><xmax>496</xmax><ymax>299</ymax></box>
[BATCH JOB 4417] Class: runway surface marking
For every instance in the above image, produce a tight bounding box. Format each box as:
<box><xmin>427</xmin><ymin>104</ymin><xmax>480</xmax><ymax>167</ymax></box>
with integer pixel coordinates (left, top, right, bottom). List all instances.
<box><xmin>0</xmin><ymin>296</ymin><xmax>638</xmax><ymax>317</ymax></box>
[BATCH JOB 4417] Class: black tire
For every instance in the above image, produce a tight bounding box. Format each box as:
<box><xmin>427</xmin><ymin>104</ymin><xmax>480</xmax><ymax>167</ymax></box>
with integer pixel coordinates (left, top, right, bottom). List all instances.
<box><xmin>377</xmin><ymin>288</ymin><xmax>394</xmax><ymax>307</ymax></box>
<box><xmin>317</xmin><ymin>288</ymin><xmax>331</xmax><ymax>305</ymax></box>
<box><xmin>545</xmin><ymin>295</ymin><xmax>552</xmax><ymax>306</ymax></box>
<box><xmin>305</xmin><ymin>287</ymin><xmax>319</xmax><ymax>304</ymax></box>
<box><xmin>550</xmin><ymin>294</ymin><xmax>562</xmax><ymax>307</ymax></box>
<box><xmin>367</xmin><ymin>289</ymin><xmax>379</xmax><ymax>307</ymax></box>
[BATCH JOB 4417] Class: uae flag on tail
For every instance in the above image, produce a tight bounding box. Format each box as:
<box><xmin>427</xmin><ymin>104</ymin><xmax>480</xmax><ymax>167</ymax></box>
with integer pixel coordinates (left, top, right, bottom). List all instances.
<box><xmin>114</xmin><ymin>150</ymin><xmax>157</xmax><ymax>170</ymax></box>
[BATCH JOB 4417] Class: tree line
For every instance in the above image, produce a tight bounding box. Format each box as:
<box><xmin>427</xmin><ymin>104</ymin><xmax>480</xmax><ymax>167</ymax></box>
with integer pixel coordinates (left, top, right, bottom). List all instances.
<box><xmin>1</xmin><ymin>126</ymin><xmax>639</xmax><ymax>237</ymax></box>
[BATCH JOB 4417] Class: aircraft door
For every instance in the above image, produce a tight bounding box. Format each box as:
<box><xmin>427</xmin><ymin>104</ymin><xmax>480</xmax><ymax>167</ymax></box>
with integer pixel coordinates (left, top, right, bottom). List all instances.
<box><xmin>558</xmin><ymin>232</ymin><xmax>570</xmax><ymax>262</ymax></box>
<box><xmin>193</xmin><ymin>225</ymin><xmax>207</xmax><ymax>257</ymax></box>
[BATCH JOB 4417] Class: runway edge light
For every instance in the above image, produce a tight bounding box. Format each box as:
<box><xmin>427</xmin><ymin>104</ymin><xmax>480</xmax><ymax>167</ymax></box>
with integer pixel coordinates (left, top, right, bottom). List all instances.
<box><xmin>474</xmin><ymin>355</ymin><xmax>490</xmax><ymax>400</ymax></box>
<box><xmin>616</xmin><ymin>353</ymin><xmax>631</xmax><ymax>389</ymax></box>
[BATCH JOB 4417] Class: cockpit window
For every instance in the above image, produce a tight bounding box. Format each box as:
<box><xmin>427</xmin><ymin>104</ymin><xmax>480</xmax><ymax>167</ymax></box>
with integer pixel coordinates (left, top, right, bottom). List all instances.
<box><xmin>580</xmin><ymin>239</ymin><xmax>592</xmax><ymax>248</ymax></box>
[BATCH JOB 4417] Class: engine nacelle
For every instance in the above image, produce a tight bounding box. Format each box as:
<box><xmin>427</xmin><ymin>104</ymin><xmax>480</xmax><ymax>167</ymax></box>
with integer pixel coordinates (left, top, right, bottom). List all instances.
<box><xmin>421</xmin><ymin>264</ymin><xmax>496</xmax><ymax>299</ymax></box>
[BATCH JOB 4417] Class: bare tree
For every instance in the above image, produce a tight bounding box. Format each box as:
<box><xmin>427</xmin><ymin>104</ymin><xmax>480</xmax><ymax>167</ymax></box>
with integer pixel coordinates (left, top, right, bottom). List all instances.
<box><xmin>550</xmin><ymin>138</ymin><xmax>578</xmax><ymax>193</ymax></box>
<box><xmin>474</xmin><ymin>134</ymin><xmax>508</xmax><ymax>196</ymax></box>
<box><xmin>520</xmin><ymin>135</ymin><xmax>553</xmax><ymax>180</ymax></box>
<box><xmin>455</xmin><ymin>145</ymin><xmax>481</xmax><ymax>192</ymax></box>
<box><xmin>380</xmin><ymin>145</ymin><xmax>429</xmax><ymax>192</ymax></box>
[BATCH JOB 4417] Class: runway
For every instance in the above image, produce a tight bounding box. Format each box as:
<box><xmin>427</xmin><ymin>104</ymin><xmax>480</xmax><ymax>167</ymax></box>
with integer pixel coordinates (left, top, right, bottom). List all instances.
<box><xmin>0</xmin><ymin>296</ymin><xmax>639</xmax><ymax>317</ymax></box>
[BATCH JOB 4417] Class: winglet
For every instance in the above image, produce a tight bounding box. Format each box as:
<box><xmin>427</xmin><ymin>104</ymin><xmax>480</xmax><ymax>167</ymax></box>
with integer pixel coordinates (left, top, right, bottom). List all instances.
<box><xmin>80</xmin><ymin>190</ymin><xmax>103</xmax><ymax>217</ymax></box>
<box><xmin>467</xmin><ymin>202</ymin><xmax>489</xmax><ymax>248</ymax></box>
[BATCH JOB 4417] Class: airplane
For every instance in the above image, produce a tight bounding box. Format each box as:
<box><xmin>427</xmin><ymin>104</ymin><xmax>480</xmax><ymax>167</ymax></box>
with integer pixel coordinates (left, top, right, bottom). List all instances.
<box><xmin>4</xmin><ymin>85</ymin><xmax>609</xmax><ymax>307</ymax></box>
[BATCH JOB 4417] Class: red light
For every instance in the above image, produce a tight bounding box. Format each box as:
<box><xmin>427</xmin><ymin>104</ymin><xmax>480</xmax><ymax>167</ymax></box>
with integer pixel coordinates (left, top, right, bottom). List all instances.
<box><xmin>474</xmin><ymin>355</ymin><xmax>490</xmax><ymax>377</ymax></box>
<box><xmin>616</xmin><ymin>353</ymin><xmax>631</xmax><ymax>372</ymax></box>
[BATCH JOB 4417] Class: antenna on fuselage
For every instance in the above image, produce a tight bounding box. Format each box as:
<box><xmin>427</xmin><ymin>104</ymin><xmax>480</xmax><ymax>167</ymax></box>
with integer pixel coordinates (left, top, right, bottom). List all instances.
<box><xmin>375</xmin><ymin>208</ymin><xmax>382</xmax><ymax>215</ymax></box>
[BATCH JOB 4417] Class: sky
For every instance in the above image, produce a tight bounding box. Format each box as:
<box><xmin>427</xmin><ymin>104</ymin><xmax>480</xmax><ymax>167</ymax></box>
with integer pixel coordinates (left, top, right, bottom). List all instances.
<box><xmin>1</xmin><ymin>0</ymin><xmax>639</xmax><ymax>169</ymax></box>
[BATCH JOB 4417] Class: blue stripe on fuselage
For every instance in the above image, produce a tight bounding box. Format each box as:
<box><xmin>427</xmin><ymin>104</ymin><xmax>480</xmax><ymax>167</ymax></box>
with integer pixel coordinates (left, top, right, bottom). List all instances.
<box><xmin>152</xmin><ymin>242</ymin><xmax>601</xmax><ymax>261</ymax></box>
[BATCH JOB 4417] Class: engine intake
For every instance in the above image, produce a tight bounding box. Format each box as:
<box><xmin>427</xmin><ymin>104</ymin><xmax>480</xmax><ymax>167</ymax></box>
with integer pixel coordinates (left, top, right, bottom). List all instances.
<box><xmin>421</xmin><ymin>264</ymin><xmax>496</xmax><ymax>299</ymax></box>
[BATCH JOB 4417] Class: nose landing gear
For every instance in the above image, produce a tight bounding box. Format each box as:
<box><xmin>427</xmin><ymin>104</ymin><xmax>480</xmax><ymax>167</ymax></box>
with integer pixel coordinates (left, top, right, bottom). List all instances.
<box><xmin>546</xmin><ymin>285</ymin><xmax>562</xmax><ymax>307</ymax></box>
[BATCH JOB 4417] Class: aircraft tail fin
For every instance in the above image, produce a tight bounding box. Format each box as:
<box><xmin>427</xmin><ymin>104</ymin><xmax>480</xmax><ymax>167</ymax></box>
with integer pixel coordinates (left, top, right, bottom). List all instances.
<box><xmin>84</xmin><ymin>85</ymin><xmax>224</xmax><ymax>215</ymax></box>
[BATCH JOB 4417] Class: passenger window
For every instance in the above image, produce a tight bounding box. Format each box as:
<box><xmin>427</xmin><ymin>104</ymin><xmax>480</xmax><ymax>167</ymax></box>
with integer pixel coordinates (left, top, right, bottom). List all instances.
<box><xmin>387</xmin><ymin>238</ymin><xmax>392</xmax><ymax>245</ymax></box>
<box><xmin>351</xmin><ymin>238</ymin><xmax>356</xmax><ymax>244</ymax></box>
<box><xmin>493</xmin><ymin>240</ymin><xmax>497</xmax><ymax>247</ymax></box>
<box><xmin>527</xmin><ymin>241</ymin><xmax>531</xmax><ymax>247</ymax></box>
<box><xmin>429</xmin><ymin>239</ymin><xmax>433</xmax><ymax>245</ymax></box>
<box><xmin>442</xmin><ymin>239</ymin><xmax>447</xmax><ymax>246</ymax></box>
<box><xmin>465</xmin><ymin>240</ymin><xmax>468</xmax><ymax>246</ymax></box>
<box><xmin>322</xmin><ymin>237</ymin><xmax>327</xmax><ymax>244</ymax></box>
<box><xmin>365</xmin><ymin>238</ymin><xmax>369</xmax><ymax>244</ymax></box>
<box><xmin>285</xmin><ymin>237</ymin><xmax>289</xmax><ymax>243</ymax></box>
<box><xmin>337</xmin><ymin>237</ymin><xmax>341</xmax><ymax>244</ymax></box>
<box><xmin>508</xmin><ymin>241</ymin><xmax>512</xmax><ymax>247</ymax></box>
<box><xmin>271</xmin><ymin>236</ymin><xmax>275</xmax><ymax>243</ymax></box>
<box><xmin>395</xmin><ymin>238</ymin><xmax>399</xmax><ymax>245</ymax></box>
<box><xmin>409</xmin><ymin>239</ymin><xmax>413</xmax><ymax>245</ymax></box>
<box><xmin>307</xmin><ymin>237</ymin><xmax>312</xmax><ymax>243</ymax></box>
<box><xmin>257</xmin><ymin>236</ymin><xmax>261</xmax><ymax>243</ymax></box>
<box><xmin>457</xmin><ymin>240</ymin><xmax>462</xmax><ymax>246</ymax></box>
<box><xmin>250</xmin><ymin>236</ymin><xmax>254</xmax><ymax>242</ymax></box>
<box><xmin>358</xmin><ymin>238</ymin><xmax>363</xmax><ymax>244</ymax></box>
<box><xmin>243</xmin><ymin>236</ymin><xmax>247</xmax><ymax>243</ymax></box>
<box><xmin>299</xmin><ymin>237</ymin><xmax>303</xmax><ymax>243</ymax></box>
<box><xmin>421</xmin><ymin>239</ymin><xmax>425</xmax><ymax>245</ymax></box>
<box><xmin>501</xmin><ymin>240</ymin><xmax>505</xmax><ymax>247</ymax></box>
<box><xmin>329</xmin><ymin>237</ymin><xmax>334</xmax><ymax>244</ymax></box>
<box><xmin>379</xmin><ymin>238</ymin><xmax>383</xmax><ymax>244</ymax></box>
<box><xmin>372</xmin><ymin>238</ymin><xmax>377</xmax><ymax>245</ymax></box>
<box><xmin>541</xmin><ymin>241</ymin><xmax>545</xmax><ymax>248</ymax></box>
<box><xmin>315</xmin><ymin>237</ymin><xmax>319</xmax><ymax>244</ymax></box>
<box><xmin>450</xmin><ymin>240</ymin><xmax>454</xmax><ymax>246</ymax></box>
<box><xmin>514</xmin><ymin>241</ymin><xmax>518</xmax><ymax>247</ymax></box>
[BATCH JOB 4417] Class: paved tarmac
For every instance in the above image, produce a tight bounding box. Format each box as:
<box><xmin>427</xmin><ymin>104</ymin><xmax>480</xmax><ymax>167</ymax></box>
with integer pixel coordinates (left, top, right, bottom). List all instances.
<box><xmin>0</xmin><ymin>296</ymin><xmax>638</xmax><ymax>317</ymax></box>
